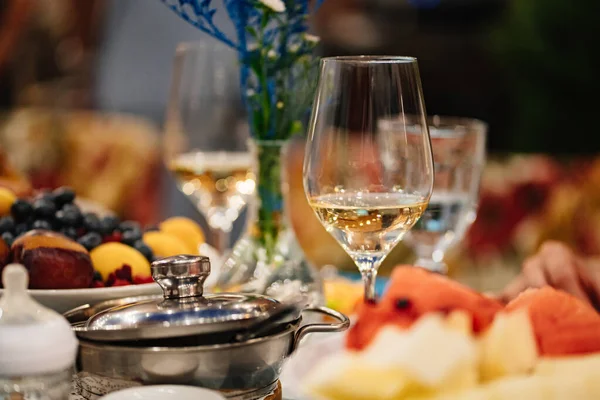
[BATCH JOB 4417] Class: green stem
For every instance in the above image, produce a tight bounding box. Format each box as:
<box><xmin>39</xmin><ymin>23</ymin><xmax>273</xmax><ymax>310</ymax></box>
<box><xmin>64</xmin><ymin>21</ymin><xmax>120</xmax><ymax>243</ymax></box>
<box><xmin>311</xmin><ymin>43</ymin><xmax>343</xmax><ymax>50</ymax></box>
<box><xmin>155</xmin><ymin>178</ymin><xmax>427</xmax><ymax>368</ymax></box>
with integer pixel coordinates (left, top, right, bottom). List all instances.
<box><xmin>253</xmin><ymin>142</ymin><xmax>285</xmax><ymax>261</ymax></box>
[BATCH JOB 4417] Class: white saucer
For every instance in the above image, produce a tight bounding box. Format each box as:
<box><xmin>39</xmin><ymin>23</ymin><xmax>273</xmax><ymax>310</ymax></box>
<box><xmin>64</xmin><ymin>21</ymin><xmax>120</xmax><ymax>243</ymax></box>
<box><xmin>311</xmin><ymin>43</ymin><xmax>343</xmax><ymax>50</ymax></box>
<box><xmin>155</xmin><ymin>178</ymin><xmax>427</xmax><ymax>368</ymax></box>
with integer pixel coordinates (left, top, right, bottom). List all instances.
<box><xmin>101</xmin><ymin>385</ymin><xmax>225</xmax><ymax>400</ymax></box>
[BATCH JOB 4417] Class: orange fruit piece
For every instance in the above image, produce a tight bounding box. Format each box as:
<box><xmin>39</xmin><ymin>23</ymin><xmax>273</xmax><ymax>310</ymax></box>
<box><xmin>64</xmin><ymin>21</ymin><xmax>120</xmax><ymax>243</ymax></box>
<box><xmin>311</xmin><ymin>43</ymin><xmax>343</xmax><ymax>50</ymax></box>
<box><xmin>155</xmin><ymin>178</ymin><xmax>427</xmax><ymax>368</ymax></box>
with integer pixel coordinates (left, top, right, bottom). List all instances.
<box><xmin>159</xmin><ymin>217</ymin><xmax>205</xmax><ymax>254</ymax></box>
<box><xmin>143</xmin><ymin>231</ymin><xmax>192</xmax><ymax>258</ymax></box>
<box><xmin>90</xmin><ymin>242</ymin><xmax>150</xmax><ymax>281</ymax></box>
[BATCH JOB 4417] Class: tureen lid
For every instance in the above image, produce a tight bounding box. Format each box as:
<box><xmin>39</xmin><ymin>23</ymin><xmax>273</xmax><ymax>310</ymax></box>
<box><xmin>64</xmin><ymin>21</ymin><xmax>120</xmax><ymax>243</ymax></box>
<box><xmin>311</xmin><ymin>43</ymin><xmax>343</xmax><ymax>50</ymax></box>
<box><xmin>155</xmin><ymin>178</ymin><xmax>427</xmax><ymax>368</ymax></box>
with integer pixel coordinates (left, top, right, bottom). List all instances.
<box><xmin>74</xmin><ymin>255</ymin><xmax>298</xmax><ymax>342</ymax></box>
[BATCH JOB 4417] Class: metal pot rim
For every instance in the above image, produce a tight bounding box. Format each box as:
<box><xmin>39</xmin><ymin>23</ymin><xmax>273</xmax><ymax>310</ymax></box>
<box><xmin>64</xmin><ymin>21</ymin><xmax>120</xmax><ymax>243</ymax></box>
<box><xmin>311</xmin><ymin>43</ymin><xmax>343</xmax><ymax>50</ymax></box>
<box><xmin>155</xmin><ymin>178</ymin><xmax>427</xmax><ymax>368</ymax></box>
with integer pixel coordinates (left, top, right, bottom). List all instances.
<box><xmin>77</xmin><ymin>320</ymin><xmax>300</xmax><ymax>353</ymax></box>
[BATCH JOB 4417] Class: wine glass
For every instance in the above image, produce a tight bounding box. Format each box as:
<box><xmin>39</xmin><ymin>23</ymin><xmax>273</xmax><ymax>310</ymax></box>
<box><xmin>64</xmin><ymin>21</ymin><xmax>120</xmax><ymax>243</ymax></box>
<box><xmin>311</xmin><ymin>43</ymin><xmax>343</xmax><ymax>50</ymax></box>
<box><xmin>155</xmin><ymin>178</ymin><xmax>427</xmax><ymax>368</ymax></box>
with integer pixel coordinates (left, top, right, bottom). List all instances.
<box><xmin>304</xmin><ymin>56</ymin><xmax>434</xmax><ymax>302</ymax></box>
<box><xmin>164</xmin><ymin>41</ymin><xmax>255</xmax><ymax>254</ymax></box>
<box><xmin>382</xmin><ymin>116</ymin><xmax>487</xmax><ymax>273</ymax></box>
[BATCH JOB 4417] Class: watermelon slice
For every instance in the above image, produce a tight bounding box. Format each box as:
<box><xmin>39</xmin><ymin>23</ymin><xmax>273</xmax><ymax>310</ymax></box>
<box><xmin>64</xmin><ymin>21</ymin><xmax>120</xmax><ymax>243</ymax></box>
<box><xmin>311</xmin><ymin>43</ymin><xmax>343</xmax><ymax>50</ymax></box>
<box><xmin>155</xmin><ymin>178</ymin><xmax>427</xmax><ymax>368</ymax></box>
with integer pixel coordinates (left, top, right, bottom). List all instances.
<box><xmin>346</xmin><ymin>266</ymin><xmax>503</xmax><ymax>350</ymax></box>
<box><xmin>506</xmin><ymin>287</ymin><xmax>600</xmax><ymax>356</ymax></box>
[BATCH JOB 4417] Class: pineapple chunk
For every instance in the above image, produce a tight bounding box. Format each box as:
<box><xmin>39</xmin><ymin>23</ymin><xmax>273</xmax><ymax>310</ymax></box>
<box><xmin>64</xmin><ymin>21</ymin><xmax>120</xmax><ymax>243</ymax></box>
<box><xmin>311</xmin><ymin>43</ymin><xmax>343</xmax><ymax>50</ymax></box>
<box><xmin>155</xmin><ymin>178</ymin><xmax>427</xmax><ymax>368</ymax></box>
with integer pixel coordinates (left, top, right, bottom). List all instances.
<box><xmin>479</xmin><ymin>310</ymin><xmax>538</xmax><ymax>381</ymax></box>
<box><xmin>362</xmin><ymin>315</ymin><xmax>479</xmax><ymax>388</ymax></box>
<box><xmin>535</xmin><ymin>353</ymin><xmax>600</xmax><ymax>377</ymax></box>
<box><xmin>305</xmin><ymin>353</ymin><xmax>427</xmax><ymax>400</ymax></box>
<box><xmin>445</xmin><ymin>310</ymin><xmax>473</xmax><ymax>336</ymax></box>
<box><xmin>426</xmin><ymin>372</ymin><xmax>600</xmax><ymax>400</ymax></box>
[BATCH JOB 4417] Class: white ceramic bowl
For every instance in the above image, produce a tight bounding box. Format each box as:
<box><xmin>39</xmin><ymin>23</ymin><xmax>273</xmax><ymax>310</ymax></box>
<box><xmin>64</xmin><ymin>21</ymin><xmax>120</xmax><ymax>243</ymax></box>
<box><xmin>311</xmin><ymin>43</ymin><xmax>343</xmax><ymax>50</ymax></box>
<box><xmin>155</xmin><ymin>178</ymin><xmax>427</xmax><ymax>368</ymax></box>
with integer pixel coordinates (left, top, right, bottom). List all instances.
<box><xmin>102</xmin><ymin>385</ymin><xmax>225</xmax><ymax>400</ymax></box>
<box><xmin>0</xmin><ymin>283</ymin><xmax>164</xmax><ymax>314</ymax></box>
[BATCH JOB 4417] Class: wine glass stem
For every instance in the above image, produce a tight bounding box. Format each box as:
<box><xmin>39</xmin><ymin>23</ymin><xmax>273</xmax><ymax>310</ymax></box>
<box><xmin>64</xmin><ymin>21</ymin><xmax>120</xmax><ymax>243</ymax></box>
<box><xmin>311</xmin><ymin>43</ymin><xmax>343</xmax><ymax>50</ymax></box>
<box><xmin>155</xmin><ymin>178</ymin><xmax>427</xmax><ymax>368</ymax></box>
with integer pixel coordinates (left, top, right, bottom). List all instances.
<box><xmin>355</xmin><ymin>255</ymin><xmax>383</xmax><ymax>303</ymax></box>
<box><xmin>213</xmin><ymin>228</ymin><xmax>229</xmax><ymax>255</ymax></box>
<box><xmin>361</xmin><ymin>268</ymin><xmax>378</xmax><ymax>303</ymax></box>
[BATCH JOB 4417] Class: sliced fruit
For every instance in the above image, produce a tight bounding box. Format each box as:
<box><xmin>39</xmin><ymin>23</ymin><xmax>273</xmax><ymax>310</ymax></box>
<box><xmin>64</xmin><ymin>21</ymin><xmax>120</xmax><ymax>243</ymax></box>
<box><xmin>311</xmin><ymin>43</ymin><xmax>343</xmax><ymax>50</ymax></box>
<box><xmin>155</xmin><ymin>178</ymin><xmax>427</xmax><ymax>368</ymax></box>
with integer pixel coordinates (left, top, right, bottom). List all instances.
<box><xmin>90</xmin><ymin>242</ymin><xmax>151</xmax><ymax>281</ymax></box>
<box><xmin>445</xmin><ymin>310</ymin><xmax>473</xmax><ymax>336</ymax></box>
<box><xmin>426</xmin><ymin>373</ymin><xmax>600</xmax><ymax>400</ymax></box>
<box><xmin>159</xmin><ymin>217</ymin><xmax>205</xmax><ymax>254</ymax></box>
<box><xmin>361</xmin><ymin>315</ymin><xmax>478</xmax><ymax>389</ymax></box>
<box><xmin>505</xmin><ymin>287</ymin><xmax>600</xmax><ymax>356</ymax></box>
<box><xmin>535</xmin><ymin>354</ymin><xmax>600</xmax><ymax>377</ymax></box>
<box><xmin>10</xmin><ymin>230</ymin><xmax>93</xmax><ymax>289</ymax></box>
<box><xmin>347</xmin><ymin>266</ymin><xmax>503</xmax><ymax>350</ymax></box>
<box><xmin>0</xmin><ymin>188</ymin><xmax>16</xmax><ymax>217</ymax></box>
<box><xmin>142</xmin><ymin>231</ymin><xmax>191</xmax><ymax>258</ymax></box>
<box><xmin>323</xmin><ymin>279</ymin><xmax>363</xmax><ymax>315</ymax></box>
<box><xmin>305</xmin><ymin>353</ymin><xmax>427</xmax><ymax>400</ymax></box>
<box><xmin>479</xmin><ymin>310</ymin><xmax>538</xmax><ymax>381</ymax></box>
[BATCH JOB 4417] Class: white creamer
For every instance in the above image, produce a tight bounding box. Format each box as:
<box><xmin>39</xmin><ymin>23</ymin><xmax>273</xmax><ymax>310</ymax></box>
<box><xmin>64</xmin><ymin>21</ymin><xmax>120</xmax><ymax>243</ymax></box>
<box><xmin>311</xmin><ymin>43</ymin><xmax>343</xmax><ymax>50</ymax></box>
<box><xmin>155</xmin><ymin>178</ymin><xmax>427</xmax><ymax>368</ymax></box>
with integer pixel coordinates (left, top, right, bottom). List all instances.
<box><xmin>0</xmin><ymin>264</ymin><xmax>78</xmax><ymax>399</ymax></box>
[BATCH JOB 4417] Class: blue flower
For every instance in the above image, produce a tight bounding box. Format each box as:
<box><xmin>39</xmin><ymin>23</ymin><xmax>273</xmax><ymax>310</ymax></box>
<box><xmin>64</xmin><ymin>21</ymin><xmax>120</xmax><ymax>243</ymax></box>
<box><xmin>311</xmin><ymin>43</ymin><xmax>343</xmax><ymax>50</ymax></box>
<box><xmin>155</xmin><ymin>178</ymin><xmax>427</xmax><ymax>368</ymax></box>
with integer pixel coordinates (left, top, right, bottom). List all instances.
<box><xmin>161</xmin><ymin>0</ymin><xmax>323</xmax><ymax>140</ymax></box>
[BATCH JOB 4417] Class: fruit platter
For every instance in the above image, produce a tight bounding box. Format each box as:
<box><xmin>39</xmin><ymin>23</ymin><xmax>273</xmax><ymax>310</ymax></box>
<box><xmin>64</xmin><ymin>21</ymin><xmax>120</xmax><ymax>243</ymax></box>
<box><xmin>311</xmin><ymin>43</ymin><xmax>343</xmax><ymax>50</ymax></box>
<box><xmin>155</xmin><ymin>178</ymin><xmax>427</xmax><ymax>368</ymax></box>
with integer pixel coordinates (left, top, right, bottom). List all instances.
<box><xmin>282</xmin><ymin>266</ymin><xmax>600</xmax><ymax>400</ymax></box>
<box><xmin>0</xmin><ymin>185</ymin><xmax>216</xmax><ymax>312</ymax></box>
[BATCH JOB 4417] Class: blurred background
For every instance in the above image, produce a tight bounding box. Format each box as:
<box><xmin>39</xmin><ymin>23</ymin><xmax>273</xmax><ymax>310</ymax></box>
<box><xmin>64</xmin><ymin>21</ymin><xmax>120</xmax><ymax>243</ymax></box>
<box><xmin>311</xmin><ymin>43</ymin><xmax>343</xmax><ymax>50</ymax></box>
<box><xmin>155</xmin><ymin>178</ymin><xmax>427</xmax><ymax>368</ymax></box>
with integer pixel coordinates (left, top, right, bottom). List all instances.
<box><xmin>0</xmin><ymin>0</ymin><xmax>598</xmax><ymax>291</ymax></box>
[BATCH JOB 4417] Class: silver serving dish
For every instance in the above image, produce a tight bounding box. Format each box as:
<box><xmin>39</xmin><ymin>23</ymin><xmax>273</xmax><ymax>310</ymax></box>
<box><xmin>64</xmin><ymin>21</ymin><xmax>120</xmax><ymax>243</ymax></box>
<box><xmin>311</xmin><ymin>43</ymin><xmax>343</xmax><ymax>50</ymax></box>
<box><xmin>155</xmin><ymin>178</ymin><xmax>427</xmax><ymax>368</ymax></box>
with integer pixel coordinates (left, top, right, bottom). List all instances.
<box><xmin>64</xmin><ymin>255</ymin><xmax>349</xmax><ymax>398</ymax></box>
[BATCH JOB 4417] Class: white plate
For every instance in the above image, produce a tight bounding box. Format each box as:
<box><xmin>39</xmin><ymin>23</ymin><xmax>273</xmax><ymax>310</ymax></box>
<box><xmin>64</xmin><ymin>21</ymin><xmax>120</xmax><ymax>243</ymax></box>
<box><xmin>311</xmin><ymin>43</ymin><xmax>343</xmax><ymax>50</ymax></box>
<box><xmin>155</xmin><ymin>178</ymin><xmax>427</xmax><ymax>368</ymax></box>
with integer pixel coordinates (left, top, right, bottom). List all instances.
<box><xmin>281</xmin><ymin>331</ymin><xmax>347</xmax><ymax>400</ymax></box>
<box><xmin>0</xmin><ymin>282</ymin><xmax>164</xmax><ymax>314</ymax></box>
<box><xmin>0</xmin><ymin>243</ymin><xmax>223</xmax><ymax>314</ymax></box>
<box><xmin>102</xmin><ymin>385</ymin><xmax>225</xmax><ymax>400</ymax></box>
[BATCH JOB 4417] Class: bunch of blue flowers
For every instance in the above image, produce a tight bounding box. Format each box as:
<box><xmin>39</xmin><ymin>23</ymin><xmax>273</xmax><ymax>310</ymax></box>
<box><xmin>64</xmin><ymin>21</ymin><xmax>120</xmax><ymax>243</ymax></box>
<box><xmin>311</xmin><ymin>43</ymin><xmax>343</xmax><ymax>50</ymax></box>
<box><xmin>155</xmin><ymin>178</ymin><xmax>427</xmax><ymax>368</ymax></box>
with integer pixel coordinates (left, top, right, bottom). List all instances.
<box><xmin>162</xmin><ymin>0</ymin><xmax>324</xmax><ymax>140</ymax></box>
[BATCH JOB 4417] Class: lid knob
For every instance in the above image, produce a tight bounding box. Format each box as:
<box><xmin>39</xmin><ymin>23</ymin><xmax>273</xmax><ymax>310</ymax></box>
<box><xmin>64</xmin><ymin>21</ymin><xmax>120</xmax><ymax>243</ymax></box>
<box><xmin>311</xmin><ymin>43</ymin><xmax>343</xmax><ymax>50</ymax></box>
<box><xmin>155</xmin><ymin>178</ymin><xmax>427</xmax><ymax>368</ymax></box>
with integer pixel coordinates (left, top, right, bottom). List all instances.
<box><xmin>151</xmin><ymin>255</ymin><xmax>211</xmax><ymax>299</ymax></box>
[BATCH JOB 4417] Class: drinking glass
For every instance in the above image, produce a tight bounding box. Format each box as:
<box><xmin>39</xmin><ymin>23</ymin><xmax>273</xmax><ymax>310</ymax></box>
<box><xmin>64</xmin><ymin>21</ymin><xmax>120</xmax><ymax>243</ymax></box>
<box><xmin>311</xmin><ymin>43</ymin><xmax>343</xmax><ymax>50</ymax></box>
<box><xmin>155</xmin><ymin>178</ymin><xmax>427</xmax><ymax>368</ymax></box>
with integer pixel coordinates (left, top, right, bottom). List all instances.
<box><xmin>382</xmin><ymin>116</ymin><xmax>487</xmax><ymax>273</ymax></box>
<box><xmin>164</xmin><ymin>41</ymin><xmax>255</xmax><ymax>253</ymax></box>
<box><xmin>304</xmin><ymin>56</ymin><xmax>434</xmax><ymax>302</ymax></box>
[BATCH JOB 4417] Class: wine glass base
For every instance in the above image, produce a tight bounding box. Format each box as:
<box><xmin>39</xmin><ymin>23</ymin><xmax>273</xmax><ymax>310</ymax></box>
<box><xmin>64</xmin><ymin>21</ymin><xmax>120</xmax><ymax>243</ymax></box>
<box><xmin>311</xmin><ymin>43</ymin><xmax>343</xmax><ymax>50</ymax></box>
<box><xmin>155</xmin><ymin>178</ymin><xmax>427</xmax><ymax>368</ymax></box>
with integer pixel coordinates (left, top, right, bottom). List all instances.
<box><xmin>414</xmin><ymin>258</ymin><xmax>448</xmax><ymax>275</ymax></box>
<box><xmin>215</xmin><ymin>229</ymin><xmax>324</xmax><ymax>307</ymax></box>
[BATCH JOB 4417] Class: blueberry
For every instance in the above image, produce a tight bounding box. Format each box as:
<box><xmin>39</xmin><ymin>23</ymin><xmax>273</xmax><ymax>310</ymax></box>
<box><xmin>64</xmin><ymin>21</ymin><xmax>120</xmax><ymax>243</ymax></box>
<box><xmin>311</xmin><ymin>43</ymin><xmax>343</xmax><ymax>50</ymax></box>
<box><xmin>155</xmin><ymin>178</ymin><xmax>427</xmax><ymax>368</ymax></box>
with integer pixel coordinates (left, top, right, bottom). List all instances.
<box><xmin>121</xmin><ymin>229</ymin><xmax>142</xmax><ymax>246</ymax></box>
<box><xmin>32</xmin><ymin>220</ymin><xmax>53</xmax><ymax>231</ymax></box>
<box><xmin>82</xmin><ymin>212</ymin><xmax>102</xmax><ymax>232</ymax></box>
<box><xmin>55</xmin><ymin>211</ymin><xmax>67</xmax><ymax>227</ymax></box>
<box><xmin>38</xmin><ymin>191</ymin><xmax>56</xmax><ymax>204</ymax></box>
<box><xmin>1</xmin><ymin>232</ymin><xmax>14</xmax><ymax>246</ymax></box>
<box><xmin>119</xmin><ymin>220</ymin><xmax>142</xmax><ymax>240</ymax></box>
<box><xmin>119</xmin><ymin>220</ymin><xmax>141</xmax><ymax>232</ymax></box>
<box><xmin>61</xmin><ymin>203</ymin><xmax>81</xmax><ymax>214</ymax></box>
<box><xmin>10</xmin><ymin>199</ymin><xmax>33</xmax><ymax>222</ymax></box>
<box><xmin>33</xmin><ymin>199</ymin><xmax>56</xmax><ymax>219</ymax></box>
<box><xmin>100</xmin><ymin>215</ymin><xmax>120</xmax><ymax>235</ymax></box>
<box><xmin>92</xmin><ymin>270</ymin><xmax>103</xmax><ymax>282</ymax></box>
<box><xmin>134</xmin><ymin>240</ymin><xmax>154</xmax><ymax>261</ymax></box>
<box><xmin>0</xmin><ymin>216</ymin><xmax>15</xmax><ymax>233</ymax></box>
<box><xmin>56</xmin><ymin>207</ymin><xmax>82</xmax><ymax>227</ymax></box>
<box><xmin>53</xmin><ymin>187</ymin><xmax>76</xmax><ymax>207</ymax></box>
<box><xmin>60</xmin><ymin>226</ymin><xmax>78</xmax><ymax>240</ymax></box>
<box><xmin>77</xmin><ymin>232</ymin><xmax>103</xmax><ymax>251</ymax></box>
<box><xmin>14</xmin><ymin>223</ymin><xmax>29</xmax><ymax>236</ymax></box>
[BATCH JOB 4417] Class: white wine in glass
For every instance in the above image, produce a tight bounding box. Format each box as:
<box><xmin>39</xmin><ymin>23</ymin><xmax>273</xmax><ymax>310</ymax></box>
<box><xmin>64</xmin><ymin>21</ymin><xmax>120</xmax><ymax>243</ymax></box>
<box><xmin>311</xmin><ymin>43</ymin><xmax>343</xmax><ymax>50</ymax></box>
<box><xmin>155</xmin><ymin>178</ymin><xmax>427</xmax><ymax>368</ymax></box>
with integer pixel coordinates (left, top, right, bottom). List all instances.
<box><xmin>169</xmin><ymin>151</ymin><xmax>255</xmax><ymax>234</ymax></box>
<box><xmin>304</xmin><ymin>56</ymin><xmax>434</xmax><ymax>302</ymax></box>
<box><xmin>310</xmin><ymin>192</ymin><xmax>428</xmax><ymax>255</ymax></box>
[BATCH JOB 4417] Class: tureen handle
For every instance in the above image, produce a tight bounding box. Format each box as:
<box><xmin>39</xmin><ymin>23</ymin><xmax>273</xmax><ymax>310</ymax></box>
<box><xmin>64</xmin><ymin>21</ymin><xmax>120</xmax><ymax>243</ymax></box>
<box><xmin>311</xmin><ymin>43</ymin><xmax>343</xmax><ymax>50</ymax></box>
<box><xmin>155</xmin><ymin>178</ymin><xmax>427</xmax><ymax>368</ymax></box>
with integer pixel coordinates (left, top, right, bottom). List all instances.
<box><xmin>292</xmin><ymin>306</ymin><xmax>350</xmax><ymax>351</ymax></box>
<box><xmin>151</xmin><ymin>255</ymin><xmax>211</xmax><ymax>299</ymax></box>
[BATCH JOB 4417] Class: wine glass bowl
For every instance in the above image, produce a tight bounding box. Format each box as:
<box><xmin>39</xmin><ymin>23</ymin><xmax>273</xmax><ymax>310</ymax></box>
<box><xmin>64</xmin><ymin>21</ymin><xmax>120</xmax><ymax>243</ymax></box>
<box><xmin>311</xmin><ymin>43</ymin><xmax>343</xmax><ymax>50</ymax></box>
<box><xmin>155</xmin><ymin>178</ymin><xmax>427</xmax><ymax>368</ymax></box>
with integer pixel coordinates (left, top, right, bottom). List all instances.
<box><xmin>164</xmin><ymin>41</ymin><xmax>255</xmax><ymax>253</ymax></box>
<box><xmin>385</xmin><ymin>116</ymin><xmax>488</xmax><ymax>273</ymax></box>
<box><xmin>304</xmin><ymin>56</ymin><xmax>434</xmax><ymax>302</ymax></box>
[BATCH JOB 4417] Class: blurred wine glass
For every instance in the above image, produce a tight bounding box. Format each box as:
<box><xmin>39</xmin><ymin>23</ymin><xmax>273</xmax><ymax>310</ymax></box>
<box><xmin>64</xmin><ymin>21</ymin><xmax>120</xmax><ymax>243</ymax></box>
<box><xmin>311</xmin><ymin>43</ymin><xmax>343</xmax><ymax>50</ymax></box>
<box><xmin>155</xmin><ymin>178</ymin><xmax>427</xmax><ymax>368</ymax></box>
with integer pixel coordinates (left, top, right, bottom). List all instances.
<box><xmin>163</xmin><ymin>41</ymin><xmax>255</xmax><ymax>254</ymax></box>
<box><xmin>381</xmin><ymin>116</ymin><xmax>487</xmax><ymax>273</ymax></box>
<box><xmin>304</xmin><ymin>56</ymin><xmax>434</xmax><ymax>302</ymax></box>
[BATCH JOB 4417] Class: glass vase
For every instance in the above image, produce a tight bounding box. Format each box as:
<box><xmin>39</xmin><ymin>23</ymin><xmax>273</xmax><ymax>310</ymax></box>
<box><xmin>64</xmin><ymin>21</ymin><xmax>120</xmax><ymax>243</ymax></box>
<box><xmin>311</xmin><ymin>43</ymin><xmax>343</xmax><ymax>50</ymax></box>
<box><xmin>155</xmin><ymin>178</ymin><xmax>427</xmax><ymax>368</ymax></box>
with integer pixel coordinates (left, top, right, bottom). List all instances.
<box><xmin>216</xmin><ymin>139</ymin><xmax>323</xmax><ymax>306</ymax></box>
